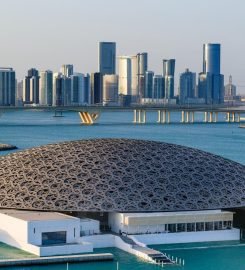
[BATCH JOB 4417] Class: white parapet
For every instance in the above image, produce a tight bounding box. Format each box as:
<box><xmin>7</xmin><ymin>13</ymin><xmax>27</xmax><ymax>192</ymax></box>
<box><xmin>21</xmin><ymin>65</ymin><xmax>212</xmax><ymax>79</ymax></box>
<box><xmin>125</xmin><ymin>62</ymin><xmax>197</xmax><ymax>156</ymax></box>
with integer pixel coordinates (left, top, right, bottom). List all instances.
<box><xmin>81</xmin><ymin>234</ymin><xmax>153</xmax><ymax>262</ymax></box>
<box><xmin>129</xmin><ymin>229</ymin><xmax>240</xmax><ymax>245</ymax></box>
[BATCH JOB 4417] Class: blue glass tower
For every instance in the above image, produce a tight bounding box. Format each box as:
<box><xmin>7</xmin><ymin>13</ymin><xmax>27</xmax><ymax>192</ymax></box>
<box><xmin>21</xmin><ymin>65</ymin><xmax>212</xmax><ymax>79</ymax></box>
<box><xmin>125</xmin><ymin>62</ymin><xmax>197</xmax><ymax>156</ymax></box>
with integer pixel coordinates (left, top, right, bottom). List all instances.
<box><xmin>198</xmin><ymin>43</ymin><xmax>224</xmax><ymax>104</ymax></box>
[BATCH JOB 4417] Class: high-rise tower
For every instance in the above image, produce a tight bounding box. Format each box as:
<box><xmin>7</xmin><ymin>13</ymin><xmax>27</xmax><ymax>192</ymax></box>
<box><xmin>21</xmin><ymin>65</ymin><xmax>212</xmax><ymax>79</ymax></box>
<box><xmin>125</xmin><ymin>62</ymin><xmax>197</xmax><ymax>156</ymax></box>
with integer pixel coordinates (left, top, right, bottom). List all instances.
<box><xmin>60</xmin><ymin>65</ymin><xmax>73</xmax><ymax>77</ymax></box>
<box><xmin>23</xmin><ymin>68</ymin><xmax>39</xmax><ymax>104</ymax></box>
<box><xmin>39</xmin><ymin>70</ymin><xmax>53</xmax><ymax>106</ymax></box>
<box><xmin>203</xmin><ymin>44</ymin><xmax>220</xmax><ymax>74</ymax></box>
<box><xmin>144</xmin><ymin>71</ymin><xmax>154</xmax><ymax>98</ymax></box>
<box><xmin>198</xmin><ymin>43</ymin><xmax>224</xmax><ymax>104</ymax></box>
<box><xmin>0</xmin><ymin>68</ymin><xmax>16</xmax><ymax>106</ymax></box>
<box><xmin>137</xmin><ymin>53</ymin><xmax>148</xmax><ymax>99</ymax></box>
<box><xmin>179</xmin><ymin>69</ymin><xmax>196</xmax><ymax>104</ymax></box>
<box><xmin>99</xmin><ymin>42</ymin><xmax>116</xmax><ymax>75</ymax></box>
<box><xmin>163</xmin><ymin>59</ymin><xmax>175</xmax><ymax>99</ymax></box>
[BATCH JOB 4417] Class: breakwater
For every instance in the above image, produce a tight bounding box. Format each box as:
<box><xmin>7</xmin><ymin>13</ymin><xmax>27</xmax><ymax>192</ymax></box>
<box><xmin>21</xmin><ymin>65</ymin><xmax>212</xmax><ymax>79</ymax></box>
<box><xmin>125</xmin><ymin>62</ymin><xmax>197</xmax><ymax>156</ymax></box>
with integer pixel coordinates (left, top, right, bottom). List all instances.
<box><xmin>0</xmin><ymin>144</ymin><xmax>17</xmax><ymax>151</ymax></box>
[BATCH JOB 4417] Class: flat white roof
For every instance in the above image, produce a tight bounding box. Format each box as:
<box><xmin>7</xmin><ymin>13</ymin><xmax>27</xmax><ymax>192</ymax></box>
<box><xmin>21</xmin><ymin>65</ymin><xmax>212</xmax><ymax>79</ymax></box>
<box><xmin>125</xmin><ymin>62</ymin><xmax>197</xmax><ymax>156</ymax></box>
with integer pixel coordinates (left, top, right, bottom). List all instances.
<box><xmin>120</xmin><ymin>210</ymin><xmax>233</xmax><ymax>218</ymax></box>
<box><xmin>80</xmin><ymin>218</ymin><xmax>99</xmax><ymax>222</ymax></box>
<box><xmin>0</xmin><ymin>210</ymin><xmax>78</xmax><ymax>222</ymax></box>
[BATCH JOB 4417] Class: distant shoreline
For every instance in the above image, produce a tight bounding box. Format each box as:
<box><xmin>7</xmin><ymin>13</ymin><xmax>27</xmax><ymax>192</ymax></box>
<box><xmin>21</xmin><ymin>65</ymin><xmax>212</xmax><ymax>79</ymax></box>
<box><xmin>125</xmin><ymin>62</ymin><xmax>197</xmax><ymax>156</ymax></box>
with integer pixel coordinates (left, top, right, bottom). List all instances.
<box><xmin>0</xmin><ymin>144</ymin><xmax>17</xmax><ymax>151</ymax></box>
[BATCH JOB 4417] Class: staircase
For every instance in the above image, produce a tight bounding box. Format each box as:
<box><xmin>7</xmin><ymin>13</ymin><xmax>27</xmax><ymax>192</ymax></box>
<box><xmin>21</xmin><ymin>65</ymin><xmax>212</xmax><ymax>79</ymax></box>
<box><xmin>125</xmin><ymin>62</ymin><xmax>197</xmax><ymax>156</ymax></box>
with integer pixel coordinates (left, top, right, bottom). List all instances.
<box><xmin>119</xmin><ymin>235</ymin><xmax>176</xmax><ymax>265</ymax></box>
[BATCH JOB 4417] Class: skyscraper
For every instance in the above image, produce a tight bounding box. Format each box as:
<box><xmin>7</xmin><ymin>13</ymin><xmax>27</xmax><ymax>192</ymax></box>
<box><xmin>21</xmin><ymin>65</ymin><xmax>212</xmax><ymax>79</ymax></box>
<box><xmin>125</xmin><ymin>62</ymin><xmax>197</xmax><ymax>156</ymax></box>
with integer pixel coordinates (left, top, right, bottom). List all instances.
<box><xmin>144</xmin><ymin>71</ymin><xmax>154</xmax><ymax>98</ymax></box>
<box><xmin>71</xmin><ymin>73</ymin><xmax>85</xmax><ymax>105</ymax></box>
<box><xmin>99</xmin><ymin>42</ymin><xmax>116</xmax><ymax>75</ymax></box>
<box><xmin>137</xmin><ymin>53</ymin><xmax>148</xmax><ymax>99</ymax></box>
<box><xmin>165</xmin><ymin>76</ymin><xmax>174</xmax><ymax>99</ymax></box>
<box><xmin>118</xmin><ymin>53</ymin><xmax>147</xmax><ymax>103</ymax></box>
<box><xmin>39</xmin><ymin>70</ymin><xmax>53</xmax><ymax>106</ymax></box>
<box><xmin>153</xmin><ymin>75</ymin><xmax>164</xmax><ymax>99</ymax></box>
<box><xmin>60</xmin><ymin>65</ymin><xmax>73</xmax><ymax>77</ymax></box>
<box><xmin>225</xmin><ymin>75</ymin><xmax>236</xmax><ymax>99</ymax></box>
<box><xmin>179</xmin><ymin>69</ymin><xmax>196</xmax><ymax>104</ymax></box>
<box><xmin>130</xmin><ymin>55</ymin><xmax>138</xmax><ymax>98</ymax></box>
<box><xmin>203</xmin><ymin>44</ymin><xmax>220</xmax><ymax>75</ymax></box>
<box><xmin>163</xmin><ymin>59</ymin><xmax>175</xmax><ymax>99</ymax></box>
<box><xmin>90</xmin><ymin>72</ymin><xmax>103</xmax><ymax>104</ymax></box>
<box><xmin>198</xmin><ymin>43</ymin><xmax>224</xmax><ymax>104</ymax></box>
<box><xmin>163</xmin><ymin>59</ymin><xmax>175</xmax><ymax>77</ymax></box>
<box><xmin>84</xmin><ymin>74</ymin><xmax>91</xmax><ymax>105</ymax></box>
<box><xmin>64</xmin><ymin>77</ymin><xmax>72</xmax><ymax>105</ymax></box>
<box><xmin>23</xmin><ymin>68</ymin><xmax>39</xmax><ymax>104</ymax></box>
<box><xmin>118</xmin><ymin>56</ymin><xmax>131</xmax><ymax>96</ymax></box>
<box><xmin>198</xmin><ymin>73</ymin><xmax>212</xmax><ymax>102</ymax></box>
<box><xmin>103</xmin><ymin>74</ymin><xmax>118</xmax><ymax>106</ymax></box>
<box><xmin>53</xmin><ymin>73</ymin><xmax>65</xmax><ymax>106</ymax></box>
<box><xmin>0</xmin><ymin>68</ymin><xmax>16</xmax><ymax>106</ymax></box>
<box><xmin>17</xmin><ymin>81</ymin><xmax>23</xmax><ymax>106</ymax></box>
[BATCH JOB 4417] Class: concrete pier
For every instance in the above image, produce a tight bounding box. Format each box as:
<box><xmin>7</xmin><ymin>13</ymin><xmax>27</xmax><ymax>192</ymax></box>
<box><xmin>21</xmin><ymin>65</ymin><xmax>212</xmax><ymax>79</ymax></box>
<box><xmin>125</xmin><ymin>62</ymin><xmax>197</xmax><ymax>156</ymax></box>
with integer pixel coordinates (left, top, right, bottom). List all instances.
<box><xmin>133</xmin><ymin>109</ymin><xmax>243</xmax><ymax>125</ymax></box>
<box><xmin>0</xmin><ymin>253</ymin><xmax>114</xmax><ymax>267</ymax></box>
<box><xmin>204</xmin><ymin>112</ymin><xmax>208</xmax><ymax>123</ymax></box>
<box><xmin>134</xmin><ymin>109</ymin><xmax>146</xmax><ymax>124</ymax></box>
<box><xmin>181</xmin><ymin>111</ymin><xmax>194</xmax><ymax>123</ymax></box>
<box><xmin>157</xmin><ymin>110</ymin><xmax>170</xmax><ymax>124</ymax></box>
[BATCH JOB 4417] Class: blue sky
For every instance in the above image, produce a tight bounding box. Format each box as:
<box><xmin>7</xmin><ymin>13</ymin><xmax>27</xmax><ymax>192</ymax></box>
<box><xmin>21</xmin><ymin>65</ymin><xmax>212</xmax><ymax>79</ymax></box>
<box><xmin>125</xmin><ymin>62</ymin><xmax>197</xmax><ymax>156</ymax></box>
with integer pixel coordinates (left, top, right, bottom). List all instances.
<box><xmin>0</xmin><ymin>0</ymin><xmax>245</xmax><ymax>93</ymax></box>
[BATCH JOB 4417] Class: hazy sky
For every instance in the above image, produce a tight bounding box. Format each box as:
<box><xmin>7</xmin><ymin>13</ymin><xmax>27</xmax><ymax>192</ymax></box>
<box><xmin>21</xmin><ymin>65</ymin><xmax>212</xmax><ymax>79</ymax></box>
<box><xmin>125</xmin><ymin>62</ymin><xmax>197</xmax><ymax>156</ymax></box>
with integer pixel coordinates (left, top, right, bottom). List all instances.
<box><xmin>0</xmin><ymin>0</ymin><xmax>245</xmax><ymax>93</ymax></box>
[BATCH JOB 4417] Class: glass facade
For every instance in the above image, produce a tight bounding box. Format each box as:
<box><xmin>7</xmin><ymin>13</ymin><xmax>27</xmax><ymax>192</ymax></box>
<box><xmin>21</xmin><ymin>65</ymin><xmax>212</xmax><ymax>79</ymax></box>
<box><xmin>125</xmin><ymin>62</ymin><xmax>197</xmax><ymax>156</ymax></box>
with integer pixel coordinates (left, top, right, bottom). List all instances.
<box><xmin>0</xmin><ymin>68</ymin><xmax>16</xmax><ymax>106</ymax></box>
<box><xmin>91</xmin><ymin>72</ymin><xmax>103</xmax><ymax>104</ymax></box>
<box><xmin>123</xmin><ymin>220</ymin><xmax>233</xmax><ymax>235</ymax></box>
<box><xmin>163</xmin><ymin>59</ymin><xmax>175</xmax><ymax>99</ymax></box>
<box><xmin>153</xmin><ymin>75</ymin><xmax>164</xmax><ymax>99</ymax></box>
<box><xmin>99</xmin><ymin>42</ymin><xmax>116</xmax><ymax>75</ymax></box>
<box><xmin>42</xmin><ymin>231</ymin><xmax>67</xmax><ymax>245</ymax></box>
<box><xmin>23</xmin><ymin>68</ymin><xmax>39</xmax><ymax>104</ymax></box>
<box><xmin>144</xmin><ymin>71</ymin><xmax>154</xmax><ymax>98</ymax></box>
<box><xmin>39</xmin><ymin>70</ymin><xmax>53</xmax><ymax>106</ymax></box>
<box><xmin>203</xmin><ymin>44</ymin><xmax>220</xmax><ymax>75</ymax></box>
<box><xmin>179</xmin><ymin>69</ymin><xmax>196</xmax><ymax>104</ymax></box>
<box><xmin>199</xmin><ymin>44</ymin><xmax>224</xmax><ymax>104</ymax></box>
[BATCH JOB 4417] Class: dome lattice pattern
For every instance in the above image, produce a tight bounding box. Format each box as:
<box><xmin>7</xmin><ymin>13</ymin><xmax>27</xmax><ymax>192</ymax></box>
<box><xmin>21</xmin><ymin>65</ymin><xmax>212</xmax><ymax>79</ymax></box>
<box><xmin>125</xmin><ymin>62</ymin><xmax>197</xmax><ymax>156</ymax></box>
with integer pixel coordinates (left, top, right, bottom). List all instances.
<box><xmin>0</xmin><ymin>139</ymin><xmax>244</xmax><ymax>212</ymax></box>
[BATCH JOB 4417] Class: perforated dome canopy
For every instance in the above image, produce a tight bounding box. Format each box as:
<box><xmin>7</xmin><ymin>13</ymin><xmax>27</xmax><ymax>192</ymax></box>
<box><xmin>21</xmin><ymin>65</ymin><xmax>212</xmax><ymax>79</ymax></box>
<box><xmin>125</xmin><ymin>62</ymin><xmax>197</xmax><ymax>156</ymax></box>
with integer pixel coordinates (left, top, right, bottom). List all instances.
<box><xmin>0</xmin><ymin>139</ymin><xmax>244</xmax><ymax>212</ymax></box>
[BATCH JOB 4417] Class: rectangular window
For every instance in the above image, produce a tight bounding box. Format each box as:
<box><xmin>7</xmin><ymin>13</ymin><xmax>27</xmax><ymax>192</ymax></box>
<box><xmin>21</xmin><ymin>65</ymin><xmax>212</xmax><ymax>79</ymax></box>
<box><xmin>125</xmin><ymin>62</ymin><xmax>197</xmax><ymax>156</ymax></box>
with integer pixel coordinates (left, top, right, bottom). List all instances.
<box><xmin>196</xmin><ymin>222</ymin><xmax>204</xmax><ymax>231</ymax></box>
<box><xmin>42</xmin><ymin>231</ymin><xmax>67</xmax><ymax>246</ymax></box>
<box><xmin>168</xmin><ymin>224</ymin><xmax>177</xmax><ymax>233</ymax></box>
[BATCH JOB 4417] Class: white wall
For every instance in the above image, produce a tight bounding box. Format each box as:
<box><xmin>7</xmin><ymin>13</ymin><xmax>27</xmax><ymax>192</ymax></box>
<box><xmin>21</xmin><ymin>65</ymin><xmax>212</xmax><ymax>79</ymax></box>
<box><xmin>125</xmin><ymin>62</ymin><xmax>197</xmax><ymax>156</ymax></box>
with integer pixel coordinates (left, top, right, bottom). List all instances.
<box><xmin>28</xmin><ymin>218</ymin><xmax>80</xmax><ymax>246</ymax></box>
<box><xmin>108</xmin><ymin>213</ymin><xmax>123</xmax><ymax>233</ymax></box>
<box><xmin>130</xmin><ymin>229</ymin><xmax>240</xmax><ymax>245</ymax></box>
<box><xmin>0</xmin><ymin>213</ymin><xmax>28</xmax><ymax>249</ymax></box>
<box><xmin>39</xmin><ymin>242</ymin><xmax>93</xmax><ymax>256</ymax></box>
<box><xmin>80</xmin><ymin>219</ymin><xmax>100</xmax><ymax>236</ymax></box>
<box><xmin>82</xmin><ymin>234</ymin><xmax>115</xmax><ymax>248</ymax></box>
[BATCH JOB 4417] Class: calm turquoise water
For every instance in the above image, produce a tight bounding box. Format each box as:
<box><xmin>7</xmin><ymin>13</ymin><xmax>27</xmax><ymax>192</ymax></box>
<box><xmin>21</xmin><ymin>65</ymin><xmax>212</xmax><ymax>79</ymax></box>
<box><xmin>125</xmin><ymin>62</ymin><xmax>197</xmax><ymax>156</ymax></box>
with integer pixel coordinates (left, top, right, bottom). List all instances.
<box><xmin>0</xmin><ymin>110</ymin><xmax>244</xmax><ymax>164</ymax></box>
<box><xmin>0</xmin><ymin>110</ymin><xmax>245</xmax><ymax>269</ymax></box>
<box><xmin>1</xmin><ymin>242</ymin><xmax>245</xmax><ymax>270</ymax></box>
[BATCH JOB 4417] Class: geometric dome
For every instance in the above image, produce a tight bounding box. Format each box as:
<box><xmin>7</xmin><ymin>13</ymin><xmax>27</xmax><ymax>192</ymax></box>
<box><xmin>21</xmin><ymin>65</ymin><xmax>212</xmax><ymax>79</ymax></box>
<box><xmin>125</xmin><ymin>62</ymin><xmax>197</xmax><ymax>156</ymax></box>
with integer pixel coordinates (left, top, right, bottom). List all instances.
<box><xmin>0</xmin><ymin>138</ymin><xmax>244</xmax><ymax>212</ymax></box>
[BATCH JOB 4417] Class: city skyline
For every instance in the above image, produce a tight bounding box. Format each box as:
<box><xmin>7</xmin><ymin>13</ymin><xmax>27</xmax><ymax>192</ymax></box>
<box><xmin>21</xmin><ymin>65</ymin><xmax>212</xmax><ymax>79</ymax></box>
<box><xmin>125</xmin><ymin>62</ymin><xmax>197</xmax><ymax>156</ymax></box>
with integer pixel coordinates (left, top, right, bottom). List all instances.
<box><xmin>0</xmin><ymin>0</ymin><xmax>245</xmax><ymax>94</ymax></box>
<box><xmin>1</xmin><ymin>42</ymin><xmax>240</xmax><ymax>107</ymax></box>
